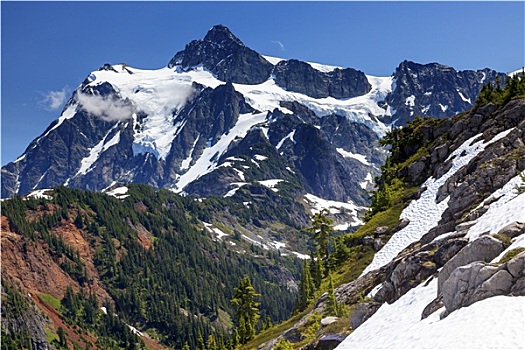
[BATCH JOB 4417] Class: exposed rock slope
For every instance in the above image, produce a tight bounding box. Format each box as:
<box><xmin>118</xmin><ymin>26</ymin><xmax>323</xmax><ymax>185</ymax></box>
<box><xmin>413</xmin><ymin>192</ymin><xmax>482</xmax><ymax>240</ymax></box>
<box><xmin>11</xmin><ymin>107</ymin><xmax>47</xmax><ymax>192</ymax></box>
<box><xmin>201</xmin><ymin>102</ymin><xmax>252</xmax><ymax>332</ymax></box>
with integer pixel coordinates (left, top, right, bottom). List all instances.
<box><xmin>259</xmin><ymin>98</ymin><xmax>525</xmax><ymax>350</ymax></box>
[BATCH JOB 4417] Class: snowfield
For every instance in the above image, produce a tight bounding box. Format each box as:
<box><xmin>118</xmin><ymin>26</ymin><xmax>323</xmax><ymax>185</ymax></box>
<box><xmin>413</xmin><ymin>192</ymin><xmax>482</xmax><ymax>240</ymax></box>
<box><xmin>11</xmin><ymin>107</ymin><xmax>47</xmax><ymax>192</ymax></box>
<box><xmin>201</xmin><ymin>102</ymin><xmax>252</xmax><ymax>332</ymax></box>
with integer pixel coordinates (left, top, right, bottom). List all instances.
<box><xmin>103</xmin><ymin>186</ymin><xmax>130</xmax><ymax>199</ymax></box>
<box><xmin>337</xmin><ymin>278</ymin><xmax>525</xmax><ymax>349</ymax></box>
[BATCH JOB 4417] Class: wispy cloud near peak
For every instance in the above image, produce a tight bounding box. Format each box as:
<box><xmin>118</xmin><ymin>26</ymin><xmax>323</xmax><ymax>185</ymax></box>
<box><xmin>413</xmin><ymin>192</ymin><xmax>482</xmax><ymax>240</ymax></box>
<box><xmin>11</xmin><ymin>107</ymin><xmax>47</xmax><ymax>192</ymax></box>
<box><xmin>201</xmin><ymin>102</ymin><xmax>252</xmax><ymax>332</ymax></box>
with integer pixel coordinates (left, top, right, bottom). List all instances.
<box><xmin>41</xmin><ymin>87</ymin><xmax>69</xmax><ymax>111</ymax></box>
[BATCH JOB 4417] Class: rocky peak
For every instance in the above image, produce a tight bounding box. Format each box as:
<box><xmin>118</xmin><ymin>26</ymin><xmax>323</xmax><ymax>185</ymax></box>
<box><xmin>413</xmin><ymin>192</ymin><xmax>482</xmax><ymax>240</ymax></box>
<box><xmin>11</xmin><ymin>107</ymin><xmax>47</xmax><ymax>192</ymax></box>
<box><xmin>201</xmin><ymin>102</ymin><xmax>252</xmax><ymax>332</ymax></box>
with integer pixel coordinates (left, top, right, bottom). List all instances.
<box><xmin>203</xmin><ymin>24</ymin><xmax>244</xmax><ymax>47</ymax></box>
<box><xmin>387</xmin><ymin>60</ymin><xmax>507</xmax><ymax>126</ymax></box>
<box><xmin>167</xmin><ymin>24</ymin><xmax>273</xmax><ymax>85</ymax></box>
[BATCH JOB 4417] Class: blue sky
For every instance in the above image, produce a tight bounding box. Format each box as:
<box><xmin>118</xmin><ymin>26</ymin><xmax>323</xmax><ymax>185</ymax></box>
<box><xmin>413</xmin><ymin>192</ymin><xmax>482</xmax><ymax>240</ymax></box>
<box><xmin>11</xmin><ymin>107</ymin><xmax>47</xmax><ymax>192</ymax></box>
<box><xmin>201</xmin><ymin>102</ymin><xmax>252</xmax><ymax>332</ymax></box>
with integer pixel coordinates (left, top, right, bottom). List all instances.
<box><xmin>2</xmin><ymin>1</ymin><xmax>524</xmax><ymax>165</ymax></box>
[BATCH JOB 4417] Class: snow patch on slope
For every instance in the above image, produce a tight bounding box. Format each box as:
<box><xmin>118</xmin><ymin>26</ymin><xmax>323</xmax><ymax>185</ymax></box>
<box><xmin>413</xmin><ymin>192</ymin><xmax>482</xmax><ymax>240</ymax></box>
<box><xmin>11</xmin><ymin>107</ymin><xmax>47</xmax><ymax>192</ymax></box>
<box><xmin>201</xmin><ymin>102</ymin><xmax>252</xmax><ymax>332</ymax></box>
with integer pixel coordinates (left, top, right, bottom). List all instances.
<box><xmin>26</xmin><ymin>189</ymin><xmax>53</xmax><ymax>200</ymax></box>
<box><xmin>337</xmin><ymin>278</ymin><xmax>525</xmax><ymax>349</ymax></box>
<box><xmin>457</xmin><ymin>89</ymin><xmax>472</xmax><ymax>104</ymax></box>
<box><xmin>336</xmin><ymin>148</ymin><xmax>370</xmax><ymax>165</ymax></box>
<box><xmin>203</xmin><ymin>222</ymin><xmax>229</xmax><ymax>240</ymax></box>
<box><xmin>276</xmin><ymin>130</ymin><xmax>296</xmax><ymax>149</ymax></box>
<box><xmin>104</xmin><ymin>186</ymin><xmax>130</xmax><ymax>199</ymax></box>
<box><xmin>72</xmin><ymin>125</ymin><xmax>121</xmax><ymax>180</ymax></box>
<box><xmin>304</xmin><ymin>193</ymin><xmax>363</xmax><ymax>227</ymax></box>
<box><xmin>258</xmin><ymin>179</ymin><xmax>284</xmax><ymax>192</ymax></box>
<box><xmin>174</xmin><ymin>112</ymin><xmax>268</xmax><ymax>192</ymax></box>
<box><xmin>361</xmin><ymin>127</ymin><xmax>517</xmax><ymax>276</ymax></box>
<box><xmin>360</xmin><ymin>172</ymin><xmax>373</xmax><ymax>190</ymax></box>
<box><xmin>466</xmin><ymin>173</ymin><xmax>525</xmax><ymax>241</ymax></box>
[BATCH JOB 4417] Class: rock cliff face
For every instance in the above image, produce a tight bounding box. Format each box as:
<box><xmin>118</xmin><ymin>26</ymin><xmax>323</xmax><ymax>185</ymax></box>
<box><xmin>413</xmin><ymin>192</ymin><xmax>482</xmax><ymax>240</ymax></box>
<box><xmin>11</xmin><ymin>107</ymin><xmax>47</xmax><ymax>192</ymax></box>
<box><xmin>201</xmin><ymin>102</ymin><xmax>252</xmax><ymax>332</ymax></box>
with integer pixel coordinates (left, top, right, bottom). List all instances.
<box><xmin>1</xmin><ymin>282</ymin><xmax>52</xmax><ymax>350</ymax></box>
<box><xmin>273</xmin><ymin>59</ymin><xmax>371</xmax><ymax>99</ymax></box>
<box><xmin>352</xmin><ymin>98</ymin><xmax>525</xmax><ymax>321</ymax></box>
<box><xmin>387</xmin><ymin>60</ymin><xmax>506</xmax><ymax>126</ymax></box>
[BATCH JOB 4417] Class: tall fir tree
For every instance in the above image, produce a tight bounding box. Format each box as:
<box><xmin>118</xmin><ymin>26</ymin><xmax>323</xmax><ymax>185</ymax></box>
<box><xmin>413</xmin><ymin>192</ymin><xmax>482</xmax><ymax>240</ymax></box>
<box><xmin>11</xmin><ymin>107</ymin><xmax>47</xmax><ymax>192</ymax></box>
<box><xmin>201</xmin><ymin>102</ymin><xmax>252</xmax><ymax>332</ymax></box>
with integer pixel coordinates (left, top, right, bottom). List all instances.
<box><xmin>326</xmin><ymin>275</ymin><xmax>343</xmax><ymax>317</ymax></box>
<box><xmin>230</xmin><ymin>275</ymin><xmax>260</xmax><ymax>344</ymax></box>
<box><xmin>296</xmin><ymin>259</ymin><xmax>316</xmax><ymax>311</ymax></box>
<box><xmin>207</xmin><ymin>334</ymin><xmax>217</xmax><ymax>350</ymax></box>
<box><xmin>309</xmin><ymin>250</ymin><xmax>323</xmax><ymax>289</ymax></box>
<box><xmin>305</xmin><ymin>209</ymin><xmax>334</xmax><ymax>275</ymax></box>
<box><xmin>196</xmin><ymin>330</ymin><xmax>205</xmax><ymax>350</ymax></box>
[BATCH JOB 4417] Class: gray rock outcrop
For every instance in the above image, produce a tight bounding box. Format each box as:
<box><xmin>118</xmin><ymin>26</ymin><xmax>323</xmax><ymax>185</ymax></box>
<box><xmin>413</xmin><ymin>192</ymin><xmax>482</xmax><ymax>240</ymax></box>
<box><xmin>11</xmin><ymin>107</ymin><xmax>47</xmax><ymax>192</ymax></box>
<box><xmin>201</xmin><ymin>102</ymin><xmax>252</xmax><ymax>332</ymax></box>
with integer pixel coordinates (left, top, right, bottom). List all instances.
<box><xmin>498</xmin><ymin>221</ymin><xmax>525</xmax><ymax>239</ymax></box>
<box><xmin>438</xmin><ymin>235</ymin><xmax>504</xmax><ymax>294</ymax></box>
<box><xmin>441</xmin><ymin>252</ymin><xmax>525</xmax><ymax>313</ymax></box>
<box><xmin>349</xmin><ymin>301</ymin><xmax>381</xmax><ymax>330</ymax></box>
<box><xmin>315</xmin><ymin>334</ymin><xmax>346</xmax><ymax>350</ymax></box>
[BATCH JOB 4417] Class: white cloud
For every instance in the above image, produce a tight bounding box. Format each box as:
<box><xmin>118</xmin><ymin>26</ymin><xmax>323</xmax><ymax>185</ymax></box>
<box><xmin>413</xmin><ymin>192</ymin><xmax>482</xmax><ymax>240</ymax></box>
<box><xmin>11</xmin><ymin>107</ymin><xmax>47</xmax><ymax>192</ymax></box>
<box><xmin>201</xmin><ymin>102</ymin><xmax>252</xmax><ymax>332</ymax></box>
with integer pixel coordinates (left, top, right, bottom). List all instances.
<box><xmin>272</xmin><ymin>40</ymin><xmax>285</xmax><ymax>51</ymax></box>
<box><xmin>41</xmin><ymin>87</ymin><xmax>69</xmax><ymax>111</ymax></box>
<box><xmin>76</xmin><ymin>92</ymin><xmax>135</xmax><ymax>122</ymax></box>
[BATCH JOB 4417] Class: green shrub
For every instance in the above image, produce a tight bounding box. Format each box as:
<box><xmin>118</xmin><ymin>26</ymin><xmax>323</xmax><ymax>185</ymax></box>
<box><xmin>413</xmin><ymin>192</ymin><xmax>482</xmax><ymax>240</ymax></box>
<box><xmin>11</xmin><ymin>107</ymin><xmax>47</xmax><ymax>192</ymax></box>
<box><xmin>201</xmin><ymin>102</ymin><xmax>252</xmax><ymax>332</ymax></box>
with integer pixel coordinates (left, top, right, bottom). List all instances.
<box><xmin>274</xmin><ymin>339</ymin><xmax>294</xmax><ymax>350</ymax></box>
<box><xmin>498</xmin><ymin>247</ymin><xmax>525</xmax><ymax>264</ymax></box>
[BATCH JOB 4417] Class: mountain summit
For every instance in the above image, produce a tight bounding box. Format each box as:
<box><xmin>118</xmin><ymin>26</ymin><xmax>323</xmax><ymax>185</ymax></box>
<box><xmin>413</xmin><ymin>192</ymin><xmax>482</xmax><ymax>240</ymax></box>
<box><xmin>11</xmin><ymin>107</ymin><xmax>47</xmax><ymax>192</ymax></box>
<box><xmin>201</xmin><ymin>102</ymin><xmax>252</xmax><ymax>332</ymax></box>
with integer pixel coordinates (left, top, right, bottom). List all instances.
<box><xmin>168</xmin><ymin>24</ymin><xmax>274</xmax><ymax>84</ymax></box>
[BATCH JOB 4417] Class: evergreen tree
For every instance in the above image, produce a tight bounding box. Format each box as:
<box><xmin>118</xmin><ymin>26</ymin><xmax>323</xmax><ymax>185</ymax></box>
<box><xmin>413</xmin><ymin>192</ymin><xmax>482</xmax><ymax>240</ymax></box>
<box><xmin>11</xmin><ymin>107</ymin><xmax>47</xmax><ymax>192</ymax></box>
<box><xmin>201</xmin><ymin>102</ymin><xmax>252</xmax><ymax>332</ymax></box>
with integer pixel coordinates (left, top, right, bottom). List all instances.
<box><xmin>305</xmin><ymin>209</ymin><xmax>334</xmax><ymax>275</ymax></box>
<box><xmin>326</xmin><ymin>275</ymin><xmax>343</xmax><ymax>317</ymax></box>
<box><xmin>74</xmin><ymin>213</ymin><xmax>84</xmax><ymax>229</ymax></box>
<box><xmin>217</xmin><ymin>335</ymin><xmax>226</xmax><ymax>350</ymax></box>
<box><xmin>62</xmin><ymin>285</ymin><xmax>80</xmax><ymax>321</ymax></box>
<box><xmin>207</xmin><ymin>334</ymin><xmax>217</xmax><ymax>350</ymax></box>
<box><xmin>182</xmin><ymin>342</ymin><xmax>191</xmax><ymax>350</ymax></box>
<box><xmin>57</xmin><ymin>327</ymin><xmax>67</xmax><ymax>347</ymax></box>
<box><xmin>196</xmin><ymin>330</ymin><xmax>205</xmax><ymax>350</ymax></box>
<box><xmin>264</xmin><ymin>315</ymin><xmax>272</xmax><ymax>330</ymax></box>
<box><xmin>296</xmin><ymin>259</ymin><xmax>315</xmax><ymax>311</ymax></box>
<box><xmin>330</xmin><ymin>236</ymin><xmax>350</xmax><ymax>269</ymax></box>
<box><xmin>309</xmin><ymin>251</ymin><xmax>323</xmax><ymax>289</ymax></box>
<box><xmin>230</xmin><ymin>276</ymin><xmax>260</xmax><ymax>344</ymax></box>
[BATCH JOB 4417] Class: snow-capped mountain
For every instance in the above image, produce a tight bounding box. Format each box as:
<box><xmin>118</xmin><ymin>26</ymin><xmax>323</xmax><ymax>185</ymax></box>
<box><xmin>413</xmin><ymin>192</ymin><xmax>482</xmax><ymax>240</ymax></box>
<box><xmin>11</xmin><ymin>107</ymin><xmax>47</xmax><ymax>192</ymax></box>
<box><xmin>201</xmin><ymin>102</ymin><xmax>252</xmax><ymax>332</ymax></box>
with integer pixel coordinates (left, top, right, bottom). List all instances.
<box><xmin>1</xmin><ymin>25</ymin><xmax>506</xmax><ymax>219</ymax></box>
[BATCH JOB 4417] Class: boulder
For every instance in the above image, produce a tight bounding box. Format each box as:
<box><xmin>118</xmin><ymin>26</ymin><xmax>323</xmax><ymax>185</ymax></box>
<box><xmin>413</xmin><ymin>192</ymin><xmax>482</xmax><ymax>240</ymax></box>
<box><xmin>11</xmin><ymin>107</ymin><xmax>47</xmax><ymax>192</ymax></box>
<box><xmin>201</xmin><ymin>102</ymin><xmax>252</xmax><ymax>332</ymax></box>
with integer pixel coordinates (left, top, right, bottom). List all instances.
<box><xmin>511</xmin><ymin>277</ymin><xmax>525</xmax><ymax>295</ymax></box>
<box><xmin>350</xmin><ymin>301</ymin><xmax>381</xmax><ymax>330</ymax></box>
<box><xmin>421</xmin><ymin>295</ymin><xmax>444</xmax><ymax>320</ymax></box>
<box><xmin>393</xmin><ymin>218</ymin><xmax>410</xmax><ymax>233</ymax></box>
<box><xmin>438</xmin><ymin>235</ymin><xmax>504</xmax><ymax>293</ymax></box>
<box><xmin>431</xmin><ymin>143</ymin><xmax>449</xmax><ymax>164</ymax></box>
<box><xmin>497</xmin><ymin>222</ymin><xmax>525</xmax><ymax>239</ymax></box>
<box><xmin>283</xmin><ymin>327</ymin><xmax>305</xmax><ymax>343</ymax></box>
<box><xmin>373</xmin><ymin>281</ymin><xmax>395</xmax><ymax>304</ymax></box>
<box><xmin>315</xmin><ymin>334</ymin><xmax>346</xmax><ymax>350</ymax></box>
<box><xmin>442</xmin><ymin>262</ymin><xmax>513</xmax><ymax>313</ymax></box>
<box><xmin>432</xmin><ymin>238</ymin><xmax>468</xmax><ymax>266</ymax></box>
<box><xmin>335</xmin><ymin>270</ymin><xmax>383</xmax><ymax>307</ymax></box>
<box><xmin>455</xmin><ymin>220</ymin><xmax>477</xmax><ymax>232</ymax></box>
<box><xmin>506</xmin><ymin>251</ymin><xmax>525</xmax><ymax>279</ymax></box>
<box><xmin>320</xmin><ymin>316</ymin><xmax>339</xmax><ymax>327</ymax></box>
<box><xmin>421</xmin><ymin>221</ymin><xmax>456</xmax><ymax>244</ymax></box>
